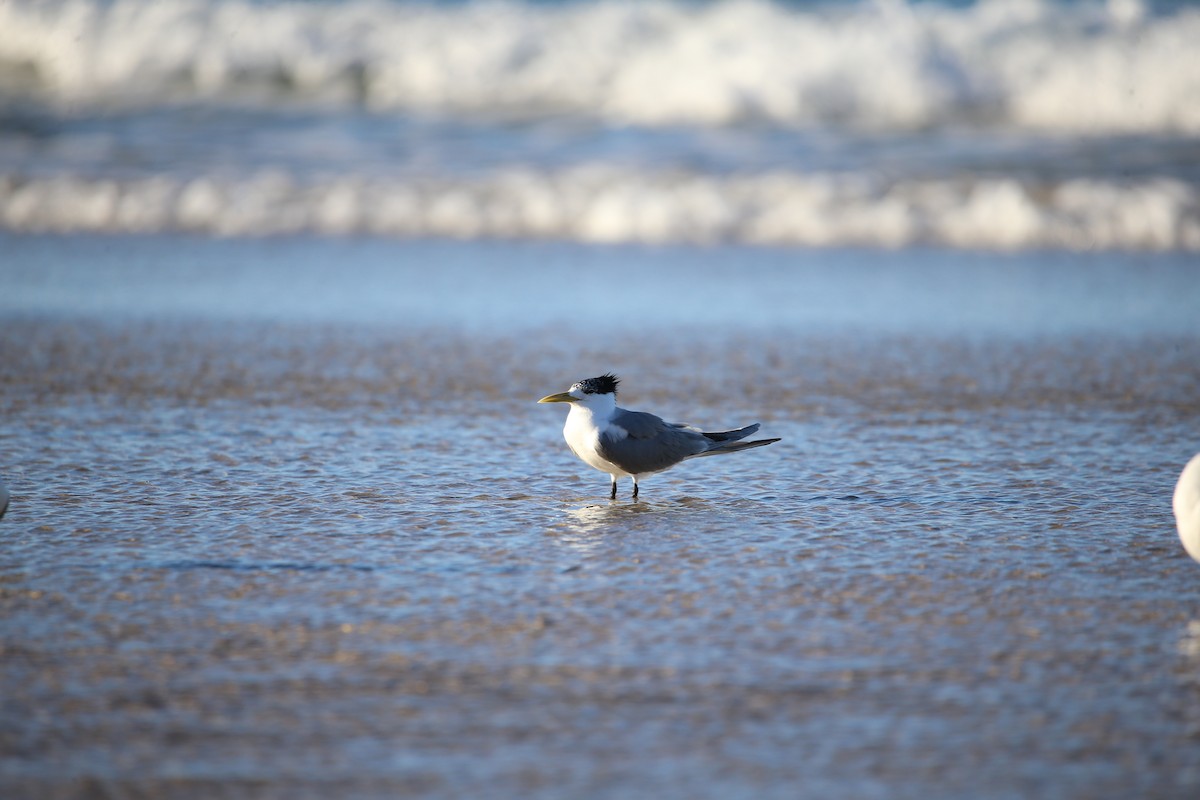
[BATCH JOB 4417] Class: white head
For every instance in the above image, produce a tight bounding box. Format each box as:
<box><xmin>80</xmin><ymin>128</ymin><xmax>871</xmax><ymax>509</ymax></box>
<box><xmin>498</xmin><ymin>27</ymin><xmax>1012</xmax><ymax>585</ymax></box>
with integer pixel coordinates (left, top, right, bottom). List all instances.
<box><xmin>537</xmin><ymin>374</ymin><xmax>620</xmax><ymax>415</ymax></box>
<box><xmin>1175</xmin><ymin>453</ymin><xmax>1200</xmax><ymax>563</ymax></box>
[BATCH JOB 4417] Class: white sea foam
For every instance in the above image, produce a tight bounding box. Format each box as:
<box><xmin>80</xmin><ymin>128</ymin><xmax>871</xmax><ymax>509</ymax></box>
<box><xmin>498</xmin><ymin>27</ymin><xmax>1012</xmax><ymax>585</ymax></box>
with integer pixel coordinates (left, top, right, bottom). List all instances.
<box><xmin>2</xmin><ymin>0</ymin><xmax>1199</xmax><ymax>133</ymax></box>
<box><xmin>2</xmin><ymin>168</ymin><xmax>1196</xmax><ymax>250</ymax></box>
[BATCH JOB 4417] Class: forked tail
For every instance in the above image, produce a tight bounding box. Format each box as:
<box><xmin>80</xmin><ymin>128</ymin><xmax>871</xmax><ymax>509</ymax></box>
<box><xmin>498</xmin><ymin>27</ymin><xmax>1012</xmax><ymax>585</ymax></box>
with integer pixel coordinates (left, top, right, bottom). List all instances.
<box><xmin>692</xmin><ymin>424</ymin><xmax>780</xmax><ymax>458</ymax></box>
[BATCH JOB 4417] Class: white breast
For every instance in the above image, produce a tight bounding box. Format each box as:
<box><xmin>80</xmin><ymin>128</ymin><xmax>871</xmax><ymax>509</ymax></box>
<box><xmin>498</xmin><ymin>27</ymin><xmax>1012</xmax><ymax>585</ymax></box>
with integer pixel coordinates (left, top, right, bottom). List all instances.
<box><xmin>563</xmin><ymin>406</ymin><xmax>631</xmax><ymax>478</ymax></box>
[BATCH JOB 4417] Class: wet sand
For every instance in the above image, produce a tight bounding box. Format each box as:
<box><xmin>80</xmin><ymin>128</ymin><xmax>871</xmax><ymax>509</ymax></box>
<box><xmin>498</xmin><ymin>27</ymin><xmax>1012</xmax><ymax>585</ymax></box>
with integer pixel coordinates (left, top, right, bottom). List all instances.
<box><xmin>2</xmin><ymin>238</ymin><xmax>1200</xmax><ymax>798</ymax></box>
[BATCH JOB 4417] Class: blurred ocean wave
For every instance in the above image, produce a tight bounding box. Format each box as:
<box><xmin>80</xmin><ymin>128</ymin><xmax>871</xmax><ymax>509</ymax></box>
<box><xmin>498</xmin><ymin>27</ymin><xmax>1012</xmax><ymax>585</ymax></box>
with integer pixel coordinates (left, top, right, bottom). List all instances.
<box><xmin>1</xmin><ymin>0</ymin><xmax>1198</xmax><ymax>249</ymax></box>
<box><xmin>2</xmin><ymin>168</ymin><xmax>1195</xmax><ymax>250</ymax></box>
<box><xmin>3</xmin><ymin>0</ymin><xmax>1198</xmax><ymax>132</ymax></box>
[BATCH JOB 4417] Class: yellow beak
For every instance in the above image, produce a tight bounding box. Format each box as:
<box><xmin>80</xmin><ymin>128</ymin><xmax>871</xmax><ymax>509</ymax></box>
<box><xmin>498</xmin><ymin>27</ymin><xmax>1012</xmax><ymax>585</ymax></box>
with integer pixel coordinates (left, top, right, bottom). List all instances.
<box><xmin>538</xmin><ymin>391</ymin><xmax>577</xmax><ymax>404</ymax></box>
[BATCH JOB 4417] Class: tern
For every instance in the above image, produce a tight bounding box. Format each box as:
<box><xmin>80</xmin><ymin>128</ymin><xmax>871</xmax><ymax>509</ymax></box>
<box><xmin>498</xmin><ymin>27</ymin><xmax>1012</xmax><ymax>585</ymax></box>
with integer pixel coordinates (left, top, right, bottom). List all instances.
<box><xmin>538</xmin><ymin>374</ymin><xmax>780</xmax><ymax>498</ymax></box>
<box><xmin>1175</xmin><ymin>453</ymin><xmax>1200</xmax><ymax>563</ymax></box>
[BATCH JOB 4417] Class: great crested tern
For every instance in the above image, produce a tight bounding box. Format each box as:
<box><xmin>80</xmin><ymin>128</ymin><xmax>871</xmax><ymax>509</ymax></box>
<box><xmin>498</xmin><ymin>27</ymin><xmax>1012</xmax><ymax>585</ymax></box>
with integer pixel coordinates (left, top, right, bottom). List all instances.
<box><xmin>538</xmin><ymin>374</ymin><xmax>780</xmax><ymax>498</ymax></box>
<box><xmin>1175</xmin><ymin>452</ymin><xmax>1200</xmax><ymax>563</ymax></box>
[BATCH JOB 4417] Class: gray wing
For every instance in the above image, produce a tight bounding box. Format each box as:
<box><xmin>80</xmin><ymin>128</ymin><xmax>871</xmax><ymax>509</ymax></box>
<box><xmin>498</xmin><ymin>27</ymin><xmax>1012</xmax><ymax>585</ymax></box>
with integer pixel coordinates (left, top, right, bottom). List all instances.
<box><xmin>597</xmin><ymin>409</ymin><xmax>709</xmax><ymax>475</ymax></box>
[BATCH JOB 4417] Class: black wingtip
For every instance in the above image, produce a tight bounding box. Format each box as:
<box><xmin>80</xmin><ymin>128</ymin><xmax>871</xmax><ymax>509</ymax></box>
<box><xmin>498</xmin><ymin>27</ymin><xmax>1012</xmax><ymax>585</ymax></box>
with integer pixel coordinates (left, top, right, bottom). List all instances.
<box><xmin>702</xmin><ymin>423</ymin><xmax>761</xmax><ymax>443</ymax></box>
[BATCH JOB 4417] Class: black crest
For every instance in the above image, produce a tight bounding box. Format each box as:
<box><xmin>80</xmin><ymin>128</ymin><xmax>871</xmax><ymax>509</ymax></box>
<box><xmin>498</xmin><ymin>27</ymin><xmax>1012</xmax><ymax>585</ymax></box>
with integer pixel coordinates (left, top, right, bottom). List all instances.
<box><xmin>577</xmin><ymin>374</ymin><xmax>620</xmax><ymax>396</ymax></box>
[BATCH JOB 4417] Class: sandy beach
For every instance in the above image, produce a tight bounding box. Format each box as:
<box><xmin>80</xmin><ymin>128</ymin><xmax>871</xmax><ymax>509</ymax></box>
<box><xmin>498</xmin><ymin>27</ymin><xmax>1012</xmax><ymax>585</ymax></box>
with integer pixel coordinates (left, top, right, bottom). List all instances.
<box><xmin>2</xmin><ymin>235</ymin><xmax>1200</xmax><ymax>798</ymax></box>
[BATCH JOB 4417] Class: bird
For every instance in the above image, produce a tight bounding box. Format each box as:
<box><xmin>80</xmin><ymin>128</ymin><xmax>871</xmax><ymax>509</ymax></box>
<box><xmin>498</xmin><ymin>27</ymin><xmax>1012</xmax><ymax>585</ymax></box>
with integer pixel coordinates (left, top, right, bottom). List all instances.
<box><xmin>538</xmin><ymin>374</ymin><xmax>780</xmax><ymax>499</ymax></box>
<box><xmin>1174</xmin><ymin>453</ymin><xmax>1200</xmax><ymax>563</ymax></box>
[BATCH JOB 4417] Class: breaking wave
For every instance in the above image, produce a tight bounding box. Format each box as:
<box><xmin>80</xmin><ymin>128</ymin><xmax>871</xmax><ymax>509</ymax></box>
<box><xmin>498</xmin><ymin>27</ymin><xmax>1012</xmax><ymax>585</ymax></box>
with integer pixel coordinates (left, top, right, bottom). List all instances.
<box><xmin>2</xmin><ymin>0</ymin><xmax>1199</xmax><ymax>134</ymax></box>
<box><xmin>3</xmin><ymin>168</ymin><xmax>1196</xmax><ymax>250</ymax></box>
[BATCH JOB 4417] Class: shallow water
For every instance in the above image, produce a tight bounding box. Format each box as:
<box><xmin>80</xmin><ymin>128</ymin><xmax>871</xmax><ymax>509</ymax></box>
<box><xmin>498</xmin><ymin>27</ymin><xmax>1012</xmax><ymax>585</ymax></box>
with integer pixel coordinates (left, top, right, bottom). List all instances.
<box><xmin>2</xmin><ymin>236</ymin><xmax>1200</xmax><ymax>798</ymax></box>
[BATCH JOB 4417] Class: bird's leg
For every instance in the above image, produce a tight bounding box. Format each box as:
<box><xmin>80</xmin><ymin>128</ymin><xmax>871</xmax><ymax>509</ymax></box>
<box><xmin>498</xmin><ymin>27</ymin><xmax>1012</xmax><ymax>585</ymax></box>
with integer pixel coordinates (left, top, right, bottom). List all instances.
<box><xmin>609</xmin><ymin>476</ymin><xmax>617</xmax><ymax>500</ymax></box>
<box><xmin>632</xmin><ymin>477</ymin><xmax>639</xmax><ymax>499</ymax></box>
